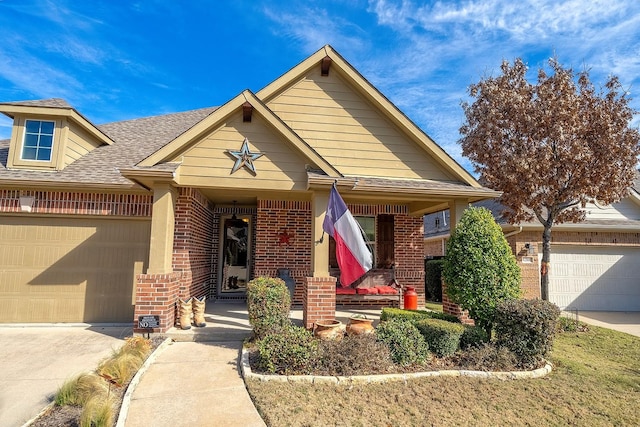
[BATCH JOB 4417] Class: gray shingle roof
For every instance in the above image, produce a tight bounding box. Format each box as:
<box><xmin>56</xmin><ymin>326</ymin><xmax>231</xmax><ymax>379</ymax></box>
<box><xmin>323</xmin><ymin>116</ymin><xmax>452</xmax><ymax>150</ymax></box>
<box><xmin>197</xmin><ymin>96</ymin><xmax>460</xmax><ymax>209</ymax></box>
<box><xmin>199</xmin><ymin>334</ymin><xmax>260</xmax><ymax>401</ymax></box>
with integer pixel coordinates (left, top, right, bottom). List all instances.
<box><xmin>0</xmin><ymin>98</ymin><xmax>73</xmax><ymax>109</ymax></box>
<box><xmin>0</xmin><ymin>104</ymin><xmax>217</xmax><ymax>187</ymax></box>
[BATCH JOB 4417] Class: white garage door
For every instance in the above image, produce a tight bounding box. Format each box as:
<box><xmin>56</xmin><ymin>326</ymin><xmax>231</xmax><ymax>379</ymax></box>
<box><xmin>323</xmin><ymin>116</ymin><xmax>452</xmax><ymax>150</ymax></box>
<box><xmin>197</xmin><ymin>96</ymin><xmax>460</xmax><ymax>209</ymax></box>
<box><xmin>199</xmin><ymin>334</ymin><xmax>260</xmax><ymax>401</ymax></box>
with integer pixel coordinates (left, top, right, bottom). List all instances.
<box><xmin>549</xmin><ymin>245</ymin><xmax>640</xmax><ymax>311</ymax></box>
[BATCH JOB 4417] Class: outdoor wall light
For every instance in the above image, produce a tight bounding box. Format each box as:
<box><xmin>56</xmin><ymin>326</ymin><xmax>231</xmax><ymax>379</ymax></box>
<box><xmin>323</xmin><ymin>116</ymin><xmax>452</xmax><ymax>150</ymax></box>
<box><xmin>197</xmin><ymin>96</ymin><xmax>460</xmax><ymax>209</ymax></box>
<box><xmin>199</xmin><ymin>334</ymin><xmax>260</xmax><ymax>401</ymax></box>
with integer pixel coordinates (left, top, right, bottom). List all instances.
<box><xmin>19</xmin><ymin>195</ymin><xmax>35</xmax><ymax>212</ymax></box>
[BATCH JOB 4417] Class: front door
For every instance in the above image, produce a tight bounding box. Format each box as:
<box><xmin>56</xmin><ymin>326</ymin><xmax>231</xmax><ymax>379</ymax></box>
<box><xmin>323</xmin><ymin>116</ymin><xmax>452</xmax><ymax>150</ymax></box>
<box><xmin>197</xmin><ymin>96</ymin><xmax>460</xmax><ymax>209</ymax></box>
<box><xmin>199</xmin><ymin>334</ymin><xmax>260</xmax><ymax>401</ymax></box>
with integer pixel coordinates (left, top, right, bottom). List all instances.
<box><xmin>218</xmin><ymin>214</ymin><xmax>251</xmax><ymax>296</ymax></box>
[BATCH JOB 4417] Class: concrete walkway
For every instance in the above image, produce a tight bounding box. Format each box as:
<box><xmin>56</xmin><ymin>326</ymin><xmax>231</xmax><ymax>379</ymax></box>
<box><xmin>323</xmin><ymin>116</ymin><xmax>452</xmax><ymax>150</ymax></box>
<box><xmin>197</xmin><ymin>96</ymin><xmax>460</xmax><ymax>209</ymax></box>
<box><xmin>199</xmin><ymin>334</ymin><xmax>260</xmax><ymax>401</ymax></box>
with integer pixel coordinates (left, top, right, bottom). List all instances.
<box><xmin>122</xmin><ymin>302</ymin><xmax>383</xmax><ymax>426</ymax></box>
<box><xmin>123</xmin><ymin>341</ymin><xmax>266</xmax><ymax>427</ymax></box>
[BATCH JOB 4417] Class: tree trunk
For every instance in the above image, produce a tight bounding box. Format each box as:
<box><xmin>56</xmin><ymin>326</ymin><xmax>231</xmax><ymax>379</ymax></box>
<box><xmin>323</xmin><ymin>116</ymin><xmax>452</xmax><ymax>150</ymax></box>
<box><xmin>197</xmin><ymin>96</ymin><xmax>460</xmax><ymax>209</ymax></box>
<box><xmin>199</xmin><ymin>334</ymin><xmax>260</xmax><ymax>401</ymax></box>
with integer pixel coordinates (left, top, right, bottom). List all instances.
<box><xmin>540</xmin><ymin>224</ymin><xmax>552</xmax><ymax>300</ymax></box>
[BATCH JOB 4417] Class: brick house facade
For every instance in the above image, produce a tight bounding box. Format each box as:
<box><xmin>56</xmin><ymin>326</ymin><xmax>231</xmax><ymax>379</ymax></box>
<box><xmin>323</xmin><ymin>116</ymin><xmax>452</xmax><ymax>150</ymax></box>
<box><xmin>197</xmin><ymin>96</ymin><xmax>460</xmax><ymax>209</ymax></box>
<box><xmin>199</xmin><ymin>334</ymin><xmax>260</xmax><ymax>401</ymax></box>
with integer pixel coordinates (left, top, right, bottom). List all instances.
<box><xmin>0</xmin><ymin>46</ymin><xmax>499</xmax><ymax>330</ymax></box>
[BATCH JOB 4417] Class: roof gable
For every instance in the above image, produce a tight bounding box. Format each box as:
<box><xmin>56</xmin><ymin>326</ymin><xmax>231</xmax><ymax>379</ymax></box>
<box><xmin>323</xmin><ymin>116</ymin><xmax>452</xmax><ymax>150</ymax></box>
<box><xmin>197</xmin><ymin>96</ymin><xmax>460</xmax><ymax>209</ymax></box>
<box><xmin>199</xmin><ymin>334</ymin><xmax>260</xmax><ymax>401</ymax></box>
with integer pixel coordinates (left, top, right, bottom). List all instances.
<box><xmin>137</xmin><ymin>90</ymin><xmax>340</xmax><ymax>178</ymax></box>
<box><xmin>257</xmin><ymin>45</ymin><xmax>480</xmax><ymax>187</ymax></box>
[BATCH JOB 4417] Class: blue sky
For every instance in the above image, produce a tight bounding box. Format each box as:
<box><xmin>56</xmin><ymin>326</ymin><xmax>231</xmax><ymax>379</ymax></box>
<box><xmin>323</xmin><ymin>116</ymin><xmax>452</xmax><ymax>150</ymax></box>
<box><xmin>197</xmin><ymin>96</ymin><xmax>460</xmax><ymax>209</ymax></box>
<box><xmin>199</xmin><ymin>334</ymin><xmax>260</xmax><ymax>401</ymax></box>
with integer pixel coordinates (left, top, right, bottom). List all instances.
<box><xmin>1</xmin><ymin>0</ymin><xmax>639</xmax><ymax>173</ymax></box>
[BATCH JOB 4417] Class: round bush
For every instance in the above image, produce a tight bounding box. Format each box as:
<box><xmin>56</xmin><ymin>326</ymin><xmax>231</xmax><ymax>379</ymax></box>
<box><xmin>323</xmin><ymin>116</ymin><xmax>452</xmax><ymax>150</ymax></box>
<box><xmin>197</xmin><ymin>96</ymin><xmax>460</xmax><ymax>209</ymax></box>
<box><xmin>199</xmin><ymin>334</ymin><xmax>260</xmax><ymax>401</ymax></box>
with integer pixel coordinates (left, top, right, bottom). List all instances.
<box><xmin>256</xmin><ymin>324</ymin><xmax>318</xmax><ymax>375</ymax></box>
<box><xmin>494</xmin><ymin>298</ymin><xmax>561</xmax><ymax>368</ymax></box>
<box><xmin>442</xmin><ymin>207</ymin><xmax>521</xmax><ymax>335</ymax></box>
<box><xmin>414</xmin><ymin>318</ymin><xmax>465</xmax><ymax>357</ymax></box>
<box><xmin>375</xmin><ymin>318</ymin><xmax>430</xmax><ymax>366</ymax></box>
<box><xmin>246</xmin><ymin>276</ymin><xmax>291</xmax><ymax>339</ymax></box>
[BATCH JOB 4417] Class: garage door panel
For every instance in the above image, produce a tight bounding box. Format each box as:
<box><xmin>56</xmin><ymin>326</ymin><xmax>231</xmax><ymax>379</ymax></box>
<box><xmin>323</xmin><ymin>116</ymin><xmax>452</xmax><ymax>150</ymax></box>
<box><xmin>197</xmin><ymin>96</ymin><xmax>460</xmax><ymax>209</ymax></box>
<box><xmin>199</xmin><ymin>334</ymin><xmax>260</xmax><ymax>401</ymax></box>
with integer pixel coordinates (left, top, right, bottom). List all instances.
<box><xmin>550</xmin><ymin>245</ymin><xmax>640</xmax><ymax>311</ymax></box>
<box><xmin>0</xmin><ymin>216</ymin><xmax>150</xmax><ymax>323</ymax></box>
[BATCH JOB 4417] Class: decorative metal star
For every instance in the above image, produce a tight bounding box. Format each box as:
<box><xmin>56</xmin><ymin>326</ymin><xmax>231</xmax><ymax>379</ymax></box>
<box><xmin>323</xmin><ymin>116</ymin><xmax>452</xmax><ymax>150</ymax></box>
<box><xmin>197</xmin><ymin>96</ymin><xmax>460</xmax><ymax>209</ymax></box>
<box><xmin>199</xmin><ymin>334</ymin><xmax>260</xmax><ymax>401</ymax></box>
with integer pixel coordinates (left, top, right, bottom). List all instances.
<box><xmin>227</xmin><ymin>137</ymin><xmax>263</xmax><ymax>174</ymax></box>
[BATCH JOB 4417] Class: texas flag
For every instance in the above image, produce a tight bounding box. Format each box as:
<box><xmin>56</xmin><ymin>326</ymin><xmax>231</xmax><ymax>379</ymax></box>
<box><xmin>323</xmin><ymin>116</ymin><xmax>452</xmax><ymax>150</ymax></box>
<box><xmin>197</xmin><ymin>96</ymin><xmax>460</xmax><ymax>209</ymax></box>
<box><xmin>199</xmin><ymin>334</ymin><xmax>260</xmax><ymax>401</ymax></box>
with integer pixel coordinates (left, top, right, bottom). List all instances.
<box><xmin>322</xmin><ymin>184</ymin><xmax>373</xmax><ymax>287</ymax></box>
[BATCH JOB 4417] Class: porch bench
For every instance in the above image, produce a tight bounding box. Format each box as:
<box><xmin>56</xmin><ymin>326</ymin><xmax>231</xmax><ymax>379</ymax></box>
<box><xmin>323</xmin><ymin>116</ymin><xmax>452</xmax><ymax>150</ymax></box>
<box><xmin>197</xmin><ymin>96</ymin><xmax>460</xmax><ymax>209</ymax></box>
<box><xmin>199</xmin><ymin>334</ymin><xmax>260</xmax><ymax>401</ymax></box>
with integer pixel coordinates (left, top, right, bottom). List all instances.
<box><xmin>335</xmin><ymin>284</ymin><xmax>402</xmax><ymax>307</ymax></box>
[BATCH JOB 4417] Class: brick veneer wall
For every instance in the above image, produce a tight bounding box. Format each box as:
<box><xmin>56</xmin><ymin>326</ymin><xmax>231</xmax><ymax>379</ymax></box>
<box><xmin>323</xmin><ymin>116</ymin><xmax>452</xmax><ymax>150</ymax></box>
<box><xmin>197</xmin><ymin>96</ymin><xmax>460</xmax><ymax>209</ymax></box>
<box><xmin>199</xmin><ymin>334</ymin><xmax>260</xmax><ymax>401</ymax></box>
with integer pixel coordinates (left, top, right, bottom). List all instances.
<box><xmin>254</xmin><ymin>200</ymin><xmax>312</xmax><ymax>305</ymax></box>
<box><xmin>394</xmin><ymin>213</ymin><xmax>427</xmax><ymax>306</ymax></box>
<box><xmin>441</xmin><ymin>281</ymin><xmax>474</xmax><ymax>325</ymax></box>
<box><xmin>424</xmin><ymin>239</ymin><xmax>445</xmax><ymax>257</ymax></box>
<box><xmin>134</xmin><ymin>272</ymin><xmax>181</xmax><ymax>333</ymax></box>
<box><xmin>0</xmin><ymin>189</ymin><xmax>152</xmax><ymax>216</ymax></box>
<box><xmin>173</xmin><ymin>188</ymin><xmax>214</xmax><ymax>300</ymax></box>
<box><xmin>303</xmin><ymin>276</ymin><xmax>337</xmax><ymax>329</ymax></box>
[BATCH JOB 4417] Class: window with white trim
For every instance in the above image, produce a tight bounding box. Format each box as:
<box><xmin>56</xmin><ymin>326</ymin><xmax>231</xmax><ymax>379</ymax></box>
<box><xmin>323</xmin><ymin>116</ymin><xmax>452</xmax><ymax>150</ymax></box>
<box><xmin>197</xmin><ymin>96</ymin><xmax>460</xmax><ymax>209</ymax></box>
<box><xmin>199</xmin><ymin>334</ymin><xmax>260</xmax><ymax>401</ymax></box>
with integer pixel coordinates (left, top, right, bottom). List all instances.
<box><xmin>22</xmin><ymin>120</ymin><xmax>54</xmax><ymax>161</ymax></box>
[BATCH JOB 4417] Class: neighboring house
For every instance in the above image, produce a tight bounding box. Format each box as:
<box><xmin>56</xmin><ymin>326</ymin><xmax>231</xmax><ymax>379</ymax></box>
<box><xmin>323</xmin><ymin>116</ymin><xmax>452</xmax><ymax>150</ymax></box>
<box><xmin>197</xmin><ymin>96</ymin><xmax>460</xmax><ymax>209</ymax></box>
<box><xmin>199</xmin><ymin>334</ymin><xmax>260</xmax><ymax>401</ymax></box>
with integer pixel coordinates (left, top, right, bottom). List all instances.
<box><xmin>0</xmin><ymin>45</ymin><xmax>498</xmax><ymax>331</ymax></box>
<box><xmin>424</xmin><ymin>184</ymin><xmax>640</xmax><ymax>312</ymax></box>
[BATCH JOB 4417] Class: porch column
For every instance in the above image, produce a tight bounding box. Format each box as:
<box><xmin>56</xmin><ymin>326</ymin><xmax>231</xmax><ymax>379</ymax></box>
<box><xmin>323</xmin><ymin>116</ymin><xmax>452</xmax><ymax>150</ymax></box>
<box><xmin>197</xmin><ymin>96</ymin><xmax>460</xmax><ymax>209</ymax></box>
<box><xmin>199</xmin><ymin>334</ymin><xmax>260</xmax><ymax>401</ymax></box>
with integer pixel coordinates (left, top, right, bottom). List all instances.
<box><xmin>304</xmin><ymin>190</ymin><xmax>336</xmax><ymax>329</ymax></box>
<box><xmin>148</xmin><ymin>182</ymin><xmax>177</xmax><ymax>274</ymax></box>
<box><xmin>448</xmin><ymin>198</ymin><xmax>469</xmax><ymax>230</ymax></box>
<box><xmin>311</xmin><ymin>191</ymin><xmax>330</xmax><ymax>276</ymax></box>
<box><xmin>133</xmin><ymin>182</ymin><xmax>178</xmax><ymax>333</ymax></box>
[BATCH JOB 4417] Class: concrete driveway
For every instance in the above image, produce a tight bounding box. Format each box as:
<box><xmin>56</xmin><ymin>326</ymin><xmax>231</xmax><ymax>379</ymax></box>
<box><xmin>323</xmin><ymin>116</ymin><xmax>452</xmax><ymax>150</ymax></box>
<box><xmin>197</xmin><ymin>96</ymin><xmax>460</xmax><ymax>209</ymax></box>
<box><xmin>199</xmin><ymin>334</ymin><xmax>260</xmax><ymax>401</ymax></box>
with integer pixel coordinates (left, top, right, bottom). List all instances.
<box><xmin>0</xmin><ymin>325</ymin><xmax>131</xmax><ymax>427</ymax></box>
<box><xmin>574</xmin><ymin>311</ymin><xmax>640</xmax><ymax>337</ymax></box>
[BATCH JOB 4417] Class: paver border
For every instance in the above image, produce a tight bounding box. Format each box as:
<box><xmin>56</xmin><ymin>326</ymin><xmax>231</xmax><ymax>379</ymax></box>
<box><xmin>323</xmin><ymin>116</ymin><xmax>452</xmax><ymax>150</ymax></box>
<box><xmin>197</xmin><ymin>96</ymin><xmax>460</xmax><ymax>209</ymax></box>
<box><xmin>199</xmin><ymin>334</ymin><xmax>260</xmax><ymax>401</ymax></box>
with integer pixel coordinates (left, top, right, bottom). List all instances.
<box><xmin>240</xmin><ymin>347</ymin><xmax>552</xmax><ymax>384</ymax></box>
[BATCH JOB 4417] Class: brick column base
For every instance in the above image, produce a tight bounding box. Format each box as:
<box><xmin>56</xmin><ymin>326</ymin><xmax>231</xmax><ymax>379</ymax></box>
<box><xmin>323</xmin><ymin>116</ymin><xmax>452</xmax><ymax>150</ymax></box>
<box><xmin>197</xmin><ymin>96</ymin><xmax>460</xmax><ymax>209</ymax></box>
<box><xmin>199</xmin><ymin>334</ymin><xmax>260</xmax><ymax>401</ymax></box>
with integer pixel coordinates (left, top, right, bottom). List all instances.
<box><xmin>442</xmin><ymin>280</ymin><xmax>475</xmax><ymax>325</ymax></box>
<box><xmin>303</xmin><ymin>276</ymin><xmax>337</xmax><ymax>329</ymax></box>
<box><xmin>134</xmin><ymin>272</ymin><xmax>181</xmax><ymax>333</ymax></box>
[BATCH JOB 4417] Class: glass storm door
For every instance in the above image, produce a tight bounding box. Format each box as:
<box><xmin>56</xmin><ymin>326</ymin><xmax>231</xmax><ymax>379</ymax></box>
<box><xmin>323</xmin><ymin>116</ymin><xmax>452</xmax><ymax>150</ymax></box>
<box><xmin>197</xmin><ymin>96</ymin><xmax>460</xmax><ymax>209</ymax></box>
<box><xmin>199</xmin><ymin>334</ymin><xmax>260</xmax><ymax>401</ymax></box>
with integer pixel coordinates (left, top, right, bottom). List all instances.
<box><xmin>220</xmin><ymin>215</ymin><xmax>250</xmax><ymax>294</ymax></box>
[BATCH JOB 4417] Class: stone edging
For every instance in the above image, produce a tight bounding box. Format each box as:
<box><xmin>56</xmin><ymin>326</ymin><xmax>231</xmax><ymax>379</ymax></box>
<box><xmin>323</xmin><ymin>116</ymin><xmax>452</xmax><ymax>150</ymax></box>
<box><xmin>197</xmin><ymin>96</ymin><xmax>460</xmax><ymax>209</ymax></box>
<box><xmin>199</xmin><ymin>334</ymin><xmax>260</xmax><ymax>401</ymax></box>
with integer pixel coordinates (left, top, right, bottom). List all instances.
<box><xmin>115</xmin><ymin>337</ymin><xmax>173</xmax><ymax>427</ymax></box>
<box><xmin>240</xmin><ymin>347</ymin><xmax>552</xmax><ymax>383</ymax></box>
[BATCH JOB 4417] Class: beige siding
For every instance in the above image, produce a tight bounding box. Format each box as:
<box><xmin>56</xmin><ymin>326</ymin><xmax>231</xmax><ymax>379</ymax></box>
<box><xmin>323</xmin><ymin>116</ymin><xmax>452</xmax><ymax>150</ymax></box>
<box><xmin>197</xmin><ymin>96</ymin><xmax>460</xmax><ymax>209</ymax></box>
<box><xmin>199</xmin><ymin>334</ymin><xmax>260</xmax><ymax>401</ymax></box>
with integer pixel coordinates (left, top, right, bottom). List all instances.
<box><xmin>267</xmin><ymin>68</ymin><xmax>455</xmax><ymax>180</ymax></box>
<box><xmin>174</xmin><ymin>114</ymin><xmax>312</xmax><ymax>190</ymax></box>
<box><xmin>584</xmin><ymin>199</ymin><xmax>640</xmax><ymax>221</ymax></box>
<box><xmin>64</xmin><ymin>122</ymin><xmax>103</xmax><ymax>167</ymax></box>
<box><xmin>0</xmin><ymin>216</ymin><xmax>150</xmax><ymax>323</ymax></box>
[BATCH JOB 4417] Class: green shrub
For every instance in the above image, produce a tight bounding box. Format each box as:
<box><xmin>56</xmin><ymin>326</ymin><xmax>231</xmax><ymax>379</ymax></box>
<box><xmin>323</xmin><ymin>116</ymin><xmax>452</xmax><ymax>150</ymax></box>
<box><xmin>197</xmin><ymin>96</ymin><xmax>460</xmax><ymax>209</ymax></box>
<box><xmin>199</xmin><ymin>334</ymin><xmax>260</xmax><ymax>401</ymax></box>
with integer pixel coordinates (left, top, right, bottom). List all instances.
<box><xmin>460</xmin><ymin>325</ymin><xmax>490</xmax><ymax>350</ymax></box>
<box><xmin>256</xmin><ymin>323</ymin><xmax>318</xmax><ymax>375</ymax></box>
<box><xmin>246</xmin><ymin>276</ymin><xmax>291</xmax><ymax>339</ymax></box>
<box><xmin>376</xmin><ymin>318</ymin><xmax>430</xmax><ymax>366</ymax></box>
<box><xmin>425</xmin><ymin>259</ymin><xmax>444</xmax><ymax>301</ymax></box>
<box><xmin>316</xmin><ymin>334</ymin><xmax>394</xmax><ymax>376</ymax></box>
<box><xmin>494</xmin><ymin>299</ymin><xmax>561</xmax><ymax>368</ymax></box>
<box><xmin>414</xmin><ymin>318</ymin><xmax>465</xmax><ymax>357</ymax></box>
<box><xmin>442</xmin><ymin>207</ymin><xmax>522</xmax><ymax>335</ymax></box>
<box><xmin>380</xmin><ymin>307</ymin><xmax>460</xmax><ymax>324</ymax></box>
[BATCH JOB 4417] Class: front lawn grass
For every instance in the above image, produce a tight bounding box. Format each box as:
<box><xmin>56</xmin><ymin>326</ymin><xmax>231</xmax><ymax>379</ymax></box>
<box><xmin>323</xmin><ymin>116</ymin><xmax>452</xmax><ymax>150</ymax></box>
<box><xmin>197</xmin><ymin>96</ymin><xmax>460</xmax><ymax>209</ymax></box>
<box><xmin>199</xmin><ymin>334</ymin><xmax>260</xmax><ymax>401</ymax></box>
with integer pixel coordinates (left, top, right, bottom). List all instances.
<box><xmin>245</xmin><ymin>325</ymin><xmax>640</xmax><ymax>426</ymax></box>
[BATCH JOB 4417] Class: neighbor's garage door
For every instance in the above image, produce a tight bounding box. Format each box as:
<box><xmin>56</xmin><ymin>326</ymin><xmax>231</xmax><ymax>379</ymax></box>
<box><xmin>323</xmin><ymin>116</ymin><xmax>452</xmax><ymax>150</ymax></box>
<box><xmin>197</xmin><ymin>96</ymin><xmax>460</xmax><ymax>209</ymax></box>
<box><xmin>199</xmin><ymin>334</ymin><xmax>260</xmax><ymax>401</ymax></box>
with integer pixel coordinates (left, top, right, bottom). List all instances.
<box><xmin>549</xmin><ymin>245</ymin><xmax>640</xmax><ymax>311</ymax></box>
<box><xmin>0</xmin><ymin>216</ymin><xmax>150</xmax><ymax>323</ymax></box>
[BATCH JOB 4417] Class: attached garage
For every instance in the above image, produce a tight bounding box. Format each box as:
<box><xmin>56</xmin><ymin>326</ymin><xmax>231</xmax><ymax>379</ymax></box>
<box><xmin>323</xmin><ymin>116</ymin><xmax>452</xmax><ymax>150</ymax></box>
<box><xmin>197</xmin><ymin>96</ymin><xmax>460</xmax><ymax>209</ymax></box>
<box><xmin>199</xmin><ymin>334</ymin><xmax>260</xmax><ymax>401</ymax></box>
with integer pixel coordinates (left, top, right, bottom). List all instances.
<box><xmin>0</xmin><ymin>216</ymin><xmax>150</xmax><ymax>323</ymax></box>
<box><xmin>549</xmin><ymin>245</ymin><xmax>640</xmax><ymax>311</ymax></box>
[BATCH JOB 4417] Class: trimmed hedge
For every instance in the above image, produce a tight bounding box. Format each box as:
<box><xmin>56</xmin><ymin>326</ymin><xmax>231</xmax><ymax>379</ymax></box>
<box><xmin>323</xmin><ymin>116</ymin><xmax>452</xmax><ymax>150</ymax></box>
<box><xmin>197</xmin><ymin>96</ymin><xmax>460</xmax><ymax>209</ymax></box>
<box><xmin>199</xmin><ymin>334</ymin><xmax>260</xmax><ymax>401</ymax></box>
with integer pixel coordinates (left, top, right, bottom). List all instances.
<box><xmin>425</xmin><ymin>259</ymin><xmax>444</xmax><ymax>301</ymax></box>
<box><xmin>380</xmin><ymin>307</ymin><xmax>460</xmax><ymax>324</ymax></box>
<box><xmin>376</xmin><ymin>318</ymin><xmax>430</xmax><ymax>366</ymax></box>
<box><xmin>494</xmin><ymin>298</ymin><xmax>561</xmax><ymax>368</ymax></box>
<box><xmin>246</xmin><ymin>276</ymin><xmax>291</xmax><ymax>339</ymax></box>
<box><xmin>415</xmin><ymin>318</ymin><xmax>465</xmax><ymax>357</ymax></box>
<box><xmin>256</xmin><ymin>323</ymin><xmax>318</xmax><ymax>375</ymax></box>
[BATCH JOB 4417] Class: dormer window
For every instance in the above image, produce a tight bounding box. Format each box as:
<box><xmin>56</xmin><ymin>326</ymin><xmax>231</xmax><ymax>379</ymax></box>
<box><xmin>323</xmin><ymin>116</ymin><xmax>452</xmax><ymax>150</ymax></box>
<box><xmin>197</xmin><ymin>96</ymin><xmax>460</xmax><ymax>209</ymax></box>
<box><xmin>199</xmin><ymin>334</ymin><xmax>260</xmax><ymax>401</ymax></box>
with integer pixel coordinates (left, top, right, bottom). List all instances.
<box><xmin>22</xmin><ymin>119</ymin><xmax>54</xmax><ymax>161</ymax></box>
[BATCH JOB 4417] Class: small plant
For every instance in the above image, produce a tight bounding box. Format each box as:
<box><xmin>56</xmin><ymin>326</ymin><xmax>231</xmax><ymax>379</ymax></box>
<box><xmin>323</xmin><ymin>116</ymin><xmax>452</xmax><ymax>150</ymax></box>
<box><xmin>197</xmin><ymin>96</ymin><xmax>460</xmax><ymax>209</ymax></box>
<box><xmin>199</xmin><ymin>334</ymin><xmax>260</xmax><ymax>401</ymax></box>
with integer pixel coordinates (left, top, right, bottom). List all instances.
<box><xmin>96</xmin><ymin>352</ymin><xmax>143</xmax><ymax>387</ymax></box>
<box><xmin>557</xmin><ymin>316</ymin><xmax>590</xmax><ymax>333</ymax></box>
<box><xmin>54</xmin><ymin>372</ymin><xmax>108</xmax><ymax>407</ymax></box>
<box><xmin>425</xmin><ymin>259</ymin><xmax>444</xmax><ymax>301</ymax></box>
<box><xmin>414</xmin><ymin>318</ymin><xmax>465</xmax><ymax>357</ymax></box>
<box><xmin>375</xmin><ymin>318</ymin><xmax>430</xmax><ymax>366</ymax></box>
<box><xmin>246</xmin><ymin>276</ymin><xmax>291</xmax><ymax>339</ymax></box>
<box><xmin>494</xmin><ymin>299</ymin><xmax>561</xmax><ymax>368</ymax></box>
<box><xmin>316</xmin><ymin>334</ymin><xmax>393</xmax><ymax>376</ymax></box>
<box><xmin>80</xmin><ymin>394</ymin><xmax>116</xmax><ymax>427</ymax></box>
<box><xmin>256</xmin><ymin>323</ymin><xmax>318</xmax><ymax>375</ymax></box>
<box><xmin>460</xmin><ymin>325</ymin><xmax>490</xmax><ymax>350</ymax></box>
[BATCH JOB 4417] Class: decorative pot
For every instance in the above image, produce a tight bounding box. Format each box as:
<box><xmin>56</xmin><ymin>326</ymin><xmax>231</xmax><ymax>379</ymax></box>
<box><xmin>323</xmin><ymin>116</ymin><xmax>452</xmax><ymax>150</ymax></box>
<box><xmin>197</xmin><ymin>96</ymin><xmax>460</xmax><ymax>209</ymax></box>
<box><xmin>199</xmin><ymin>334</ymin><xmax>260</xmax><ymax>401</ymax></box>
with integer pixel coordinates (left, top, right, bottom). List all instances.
<box><xmin>314</xmin><ymin>320</ymin><xmax>344</xmax><ymax>341</ymax></box>
<box><xmin>346</xmin><ymin>315</ymin><xmax>375</xmax><ymax>336</ymax></box>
